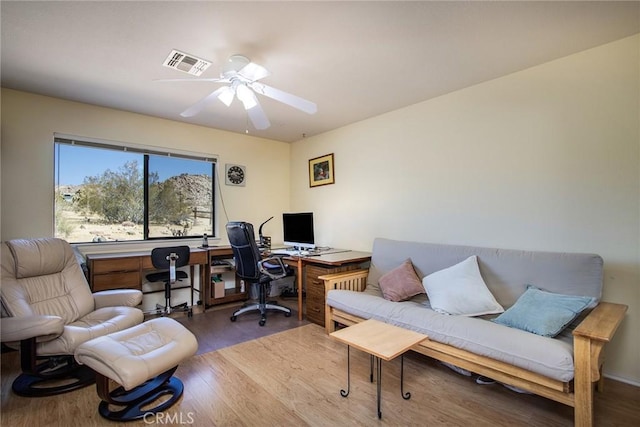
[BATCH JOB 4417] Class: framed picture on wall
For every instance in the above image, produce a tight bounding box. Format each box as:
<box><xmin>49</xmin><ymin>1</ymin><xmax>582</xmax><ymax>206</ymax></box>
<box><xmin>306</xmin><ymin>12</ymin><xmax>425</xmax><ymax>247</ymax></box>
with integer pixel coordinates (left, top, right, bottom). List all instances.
<box><xmin>309</xmin><ymin>153</ymin><xmax>335</xmax><ymax>187</ymax></box>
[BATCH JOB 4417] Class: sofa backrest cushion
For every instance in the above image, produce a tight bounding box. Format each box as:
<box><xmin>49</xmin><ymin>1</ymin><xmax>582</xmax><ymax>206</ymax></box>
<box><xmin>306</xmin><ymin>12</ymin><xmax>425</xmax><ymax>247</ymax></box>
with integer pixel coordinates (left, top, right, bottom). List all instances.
<box><xmin>368</xmin><ymin>238</ymin><xmax>603</xmax><ymax>308</ymax></box>
<box><xmin>1</xmin><ymin>238</ymin><xmax>95</xmax><ymax>324</ymax></box>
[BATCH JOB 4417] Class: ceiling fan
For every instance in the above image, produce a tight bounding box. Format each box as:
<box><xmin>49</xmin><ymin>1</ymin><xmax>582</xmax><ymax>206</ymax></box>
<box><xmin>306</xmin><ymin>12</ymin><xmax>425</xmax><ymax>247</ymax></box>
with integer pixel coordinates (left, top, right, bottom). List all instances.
<box><xmin>160</xmin><ymin>54</ymin><xmax>317</xmax><ymax>130</ymax></box>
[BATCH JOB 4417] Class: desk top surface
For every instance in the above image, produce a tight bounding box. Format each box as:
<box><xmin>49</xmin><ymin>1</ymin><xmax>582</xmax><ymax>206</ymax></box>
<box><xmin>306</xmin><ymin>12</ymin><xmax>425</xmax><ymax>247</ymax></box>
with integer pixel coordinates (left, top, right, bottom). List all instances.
<box><xmin>295</xmin><ymin>250</ymin><xmax>371</xmax><ymax>266</ymax></box>
<box><xmin>268</xmin><ymin>248</ymin><xmax>370</xmax><ymax>265</ymax></box>
<box><xmin>85</xmin><ymin>245</ymin><xmax>231</xmax><ymax>261</ymax></box>
<box><xmin>84</xmin><ymin>246</ymin><xmax>370</xmax><ymax>266</ymax></box>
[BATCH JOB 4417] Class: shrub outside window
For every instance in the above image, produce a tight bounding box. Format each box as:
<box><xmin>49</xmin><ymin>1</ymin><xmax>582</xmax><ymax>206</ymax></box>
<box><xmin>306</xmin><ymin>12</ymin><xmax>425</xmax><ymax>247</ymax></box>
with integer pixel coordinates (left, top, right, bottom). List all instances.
<box><xmin>54</xmin><ymin>137</ymin><xmax>215</xmax><ymax>243</ymax></box>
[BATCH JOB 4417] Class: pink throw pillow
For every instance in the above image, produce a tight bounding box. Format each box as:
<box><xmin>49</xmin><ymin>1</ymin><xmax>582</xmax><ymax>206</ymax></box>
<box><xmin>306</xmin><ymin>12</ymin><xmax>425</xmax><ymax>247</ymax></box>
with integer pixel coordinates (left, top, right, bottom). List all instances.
<box><xmin>378</xmin><ymin>259</ymin><xmax>424</xmax><ymax>302</ymax></box>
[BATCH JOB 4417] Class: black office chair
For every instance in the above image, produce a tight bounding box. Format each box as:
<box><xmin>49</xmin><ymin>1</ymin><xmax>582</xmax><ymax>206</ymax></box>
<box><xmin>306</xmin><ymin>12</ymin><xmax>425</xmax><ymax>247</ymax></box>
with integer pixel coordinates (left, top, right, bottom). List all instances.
<box><xmin>227</xmin><ymin>221</ymin><xmax>292</xmax><ymax>326</ymax></box>
<box><xmin>146</xmin><ymin>246</ymin><xmax>192</xmax><ymax>317</ymax></box>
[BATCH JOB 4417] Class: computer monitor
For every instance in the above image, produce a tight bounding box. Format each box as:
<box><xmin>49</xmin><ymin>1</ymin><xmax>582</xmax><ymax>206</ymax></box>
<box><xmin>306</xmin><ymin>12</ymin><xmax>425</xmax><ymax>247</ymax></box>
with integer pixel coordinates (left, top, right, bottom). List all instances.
<box><xmin>282</xmin><ymin>212</ymin><xmax>315</xmax><ymax>250</ymax></box>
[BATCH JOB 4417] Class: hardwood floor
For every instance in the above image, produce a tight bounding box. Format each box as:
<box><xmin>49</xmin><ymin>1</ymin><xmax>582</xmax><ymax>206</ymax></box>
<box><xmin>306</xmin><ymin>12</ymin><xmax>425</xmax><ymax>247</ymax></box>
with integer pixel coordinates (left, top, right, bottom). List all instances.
<box><xmin>175</xmin><ymin>300</ymin><xmax>309</xmax><ymax>355</ymax></box>
<box><xmin>2</xmin><ymin>323</ymin><xmax>638</xmax><ymax>426</ymax></box>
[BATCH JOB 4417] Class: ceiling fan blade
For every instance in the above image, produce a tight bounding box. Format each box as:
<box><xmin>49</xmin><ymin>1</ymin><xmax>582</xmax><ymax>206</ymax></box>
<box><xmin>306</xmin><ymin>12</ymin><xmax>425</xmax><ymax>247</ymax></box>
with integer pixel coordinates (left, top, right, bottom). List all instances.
<box><xmin>180</xmin><ymin>86</ymin><xmax>228</xmax><ymax>117</ymax></box>
<box><xmin>238</xmin><ymin>62</ymin><xmax>270</xmax><ymax>82</ymax></box>
<box><xmin>246</xmin><ymin>102</ymin><xmax>271</xmax><ymax>130</ymax></box>
<box><xmin>249</xmin><ymin>82</ymin><xmax>317</xmax><ymax>114</ymax></box>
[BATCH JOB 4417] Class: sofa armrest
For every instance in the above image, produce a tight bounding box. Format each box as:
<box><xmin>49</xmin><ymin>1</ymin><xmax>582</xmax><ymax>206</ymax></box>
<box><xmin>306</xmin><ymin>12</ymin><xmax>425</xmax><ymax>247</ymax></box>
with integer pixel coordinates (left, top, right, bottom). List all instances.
<box><xmin>572</xmin><ymin>301</ymin><xmax>627</xmax><ymax>384</ymax></box>
<box><xmin>321</xmin><ymin>269</ymin><xmax>369</xmax><ymax>334</ymax></box>
<box><xmin>93</xmin><ymin>289</ymin><xmax>143</xmax><ymax>309</ymax></box>
<box><xmin>320</xmin><ymin>269</ymin><xmax>369</xmax><ymax>295</ymax></box>
<box><xmin>572</xmin><ymin>301</ymin><xmax>627</xmax><ymax>427</ymax></box>
<box><xmin>573</xmin><ymin>301</ymin><xmax>627</xmax><ymax>342</ymax></box>
<box><xmin>1</xmin><ymin>315</ymin><xmax>64</xmax><ymax>342</ymax></box>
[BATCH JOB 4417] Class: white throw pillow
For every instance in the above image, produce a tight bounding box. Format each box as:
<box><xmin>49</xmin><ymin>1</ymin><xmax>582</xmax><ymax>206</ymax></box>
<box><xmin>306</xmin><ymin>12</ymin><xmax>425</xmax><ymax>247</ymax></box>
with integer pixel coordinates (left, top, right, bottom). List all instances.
<box><xmin>422</xmin><ymin>255</ymin><xmax>504</xmax><ymax>316</ymax></box>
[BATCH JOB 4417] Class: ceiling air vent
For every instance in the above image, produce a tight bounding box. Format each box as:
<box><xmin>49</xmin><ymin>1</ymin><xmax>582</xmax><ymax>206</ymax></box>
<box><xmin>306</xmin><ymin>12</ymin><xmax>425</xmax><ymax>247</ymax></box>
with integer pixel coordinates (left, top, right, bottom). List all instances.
<box><xmin>162</xmin><ymin>49</ymin><xmax>211</xmax><ymax>76</ymax></box>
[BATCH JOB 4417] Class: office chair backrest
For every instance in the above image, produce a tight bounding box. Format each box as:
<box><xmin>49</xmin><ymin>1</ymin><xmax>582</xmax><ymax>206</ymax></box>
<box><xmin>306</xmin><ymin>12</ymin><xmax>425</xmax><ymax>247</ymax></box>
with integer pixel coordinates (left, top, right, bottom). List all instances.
<box><xmin>150</xmin><ymin>246</ymin><xmax>191</xmax><ymax>270</ymax></box>
<box><xmin>226</xmin><ymin>222</ymin><xmax>262</xmax><ymax>281</ymax></box>
<box><xmin>1</xmin><ymin>238</ymin><xmax>94</xmax><ymax>324</ymax></box>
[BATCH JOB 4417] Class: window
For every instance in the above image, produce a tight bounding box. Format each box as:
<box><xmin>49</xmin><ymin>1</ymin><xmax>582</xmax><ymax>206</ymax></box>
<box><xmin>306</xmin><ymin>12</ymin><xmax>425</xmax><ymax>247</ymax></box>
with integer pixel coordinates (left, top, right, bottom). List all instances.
<box><xmin>54</xmin><ymin>137</ymin><xmax>216</xmax><ymax>243</ymax></box>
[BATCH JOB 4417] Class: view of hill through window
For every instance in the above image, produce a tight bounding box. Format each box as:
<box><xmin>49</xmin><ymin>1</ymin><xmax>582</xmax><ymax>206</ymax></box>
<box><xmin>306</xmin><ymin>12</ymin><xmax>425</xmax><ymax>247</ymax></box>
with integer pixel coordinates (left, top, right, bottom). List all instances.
<box><xmin>54</xmin><ymin>142</ymin><xmax>214</xmax><ymax>243</ymax></box>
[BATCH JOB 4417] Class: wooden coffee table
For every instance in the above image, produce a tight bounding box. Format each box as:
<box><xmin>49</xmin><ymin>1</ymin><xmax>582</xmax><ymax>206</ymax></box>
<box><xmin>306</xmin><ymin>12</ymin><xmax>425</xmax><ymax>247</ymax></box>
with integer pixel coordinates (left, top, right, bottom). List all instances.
<box><xmin>330</xmin><ymin>319</ymin><xmax>428</xmax><ymax>419</ymax></box>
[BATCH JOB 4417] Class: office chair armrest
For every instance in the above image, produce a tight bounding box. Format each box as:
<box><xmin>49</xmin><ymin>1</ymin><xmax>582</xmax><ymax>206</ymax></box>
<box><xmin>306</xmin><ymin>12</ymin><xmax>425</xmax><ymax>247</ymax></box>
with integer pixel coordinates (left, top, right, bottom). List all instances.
<box><xmin>258</xmin><ymin>256</ymin><xmax>289</xmax><ymax>280</ymax></box>
<box><xmin>93</xmin><ymin>289</ymin><xmax>143</xmax><ymax>309</ymax></box>
<box><xmin>1</xmin><ymin>315</ymin><xmax>64</xmax><ymax>343</ymax></box>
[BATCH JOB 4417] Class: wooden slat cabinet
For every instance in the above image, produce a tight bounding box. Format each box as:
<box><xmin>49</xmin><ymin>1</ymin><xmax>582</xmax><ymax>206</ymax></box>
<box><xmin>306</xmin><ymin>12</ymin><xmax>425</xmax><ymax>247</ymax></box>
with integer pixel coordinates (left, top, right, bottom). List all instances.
<box><xmin>305</xmin><ymin>264</ymin><xmax>358</xmax><ymax>326</ymax></box>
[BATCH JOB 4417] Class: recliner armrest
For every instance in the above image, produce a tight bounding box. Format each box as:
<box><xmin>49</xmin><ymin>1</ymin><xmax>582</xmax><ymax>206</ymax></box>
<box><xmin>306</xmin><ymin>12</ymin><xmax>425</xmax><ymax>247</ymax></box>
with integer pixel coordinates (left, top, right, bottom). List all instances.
<box><xmin>93</xmin><ymin>289</ymin><xmax>143</xmax><ymax>309</ymax></box>
<box><xmin>1</xmin><ymin>315</ymin><xmax>64</xmax><ymax>342</ymax></box>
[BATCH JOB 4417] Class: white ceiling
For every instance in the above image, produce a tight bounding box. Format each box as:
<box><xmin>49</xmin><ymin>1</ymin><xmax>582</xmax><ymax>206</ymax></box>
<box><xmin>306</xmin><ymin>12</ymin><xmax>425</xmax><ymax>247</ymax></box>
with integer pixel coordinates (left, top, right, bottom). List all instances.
<box><xmin>2</xmin><ymin>1</ymin><xmax>638</xmax><ymax>143</ymax></box>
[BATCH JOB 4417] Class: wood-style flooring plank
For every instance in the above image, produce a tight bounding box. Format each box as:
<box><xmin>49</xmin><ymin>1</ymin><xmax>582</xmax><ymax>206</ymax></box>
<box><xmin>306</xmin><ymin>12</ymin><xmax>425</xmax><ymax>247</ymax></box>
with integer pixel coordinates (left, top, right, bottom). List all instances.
<box><xmin>2</xmin><ymin>323</ymin><xmax>638</xmax><ymax>426</ymax></box>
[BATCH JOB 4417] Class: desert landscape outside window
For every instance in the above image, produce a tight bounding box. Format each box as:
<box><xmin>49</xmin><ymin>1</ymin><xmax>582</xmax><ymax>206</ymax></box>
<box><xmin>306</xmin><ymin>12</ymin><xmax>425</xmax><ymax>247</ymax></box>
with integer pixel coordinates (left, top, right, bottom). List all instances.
<box><xmin>54</xmin><ymin>137</ymin><xmax>215</xmax><ymax>243</ymax></box>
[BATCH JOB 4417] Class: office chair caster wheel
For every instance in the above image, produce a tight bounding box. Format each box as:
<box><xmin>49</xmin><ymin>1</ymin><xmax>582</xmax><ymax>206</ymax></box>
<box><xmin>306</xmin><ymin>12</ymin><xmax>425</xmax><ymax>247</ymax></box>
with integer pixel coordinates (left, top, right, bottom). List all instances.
<box><xmin>259</xmin><ymin>318</ymin><xmax>266</xmax><ymax>327</ymax></box>
<box><xmin>284</xmin><ymin>312</ymin><xmax>292</xmax><ymax>317</ymax></box>
<box><xmin>230</xmin><ymin>315</ymin><xmax>237</xmax><ymax>322</ymax></box>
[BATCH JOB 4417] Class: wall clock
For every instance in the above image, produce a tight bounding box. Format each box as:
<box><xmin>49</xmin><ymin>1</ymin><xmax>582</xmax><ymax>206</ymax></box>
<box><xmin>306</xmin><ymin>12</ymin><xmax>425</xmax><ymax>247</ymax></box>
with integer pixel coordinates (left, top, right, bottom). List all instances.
<box><xmin>225</xmin><ymin>164</ymin><xmax>246</xmax><ymax>186</ymax></box>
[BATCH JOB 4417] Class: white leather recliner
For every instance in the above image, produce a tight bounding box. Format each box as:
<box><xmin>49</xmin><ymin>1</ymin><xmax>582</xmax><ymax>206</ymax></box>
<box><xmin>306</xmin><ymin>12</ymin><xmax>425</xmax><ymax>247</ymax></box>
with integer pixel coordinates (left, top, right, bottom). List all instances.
<box><xmin>0</xmin><ymin>237</ymin><xmax>144</xmax><ymax>396</ymax></box>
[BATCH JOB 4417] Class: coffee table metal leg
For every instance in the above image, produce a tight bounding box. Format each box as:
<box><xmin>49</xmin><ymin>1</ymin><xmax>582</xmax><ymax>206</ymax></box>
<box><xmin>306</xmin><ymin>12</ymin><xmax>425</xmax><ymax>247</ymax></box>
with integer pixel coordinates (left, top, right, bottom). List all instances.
<box><xmin>340</xmin><ymin>346</ymin><xmax>410</xmax><ymax>420</ymax></box>
<box><xmin>376</xmin><ymin>356</ymin><xmax>383</xmax><ymax>419</ymax></box>
<box><xmin>401</xmin><ymin>354</ymin><xmax>411</xmax><ymax>399</ymax></box>
<box><xmin>340</xmin><ymin>346</ymin><xmax>350</xmax><ymax>397</ymax></box>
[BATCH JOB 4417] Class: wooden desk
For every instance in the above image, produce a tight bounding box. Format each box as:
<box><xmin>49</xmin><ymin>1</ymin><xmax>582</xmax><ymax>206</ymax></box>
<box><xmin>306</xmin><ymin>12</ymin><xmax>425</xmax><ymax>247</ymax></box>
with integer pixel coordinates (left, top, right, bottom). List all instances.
<box><xmin>85</xmin><ymin>246</ymin><xmax>237</xmax><ymax>307</ymax></box>
<box><xmin>86</xmin><ymin>246</ymin><xmax>370</xmax><ymax>323</ymax></box>
<box><xmin>283</xmin><ymin>250</ymin><xmax>371</xmax><ymax>324</ymax></box>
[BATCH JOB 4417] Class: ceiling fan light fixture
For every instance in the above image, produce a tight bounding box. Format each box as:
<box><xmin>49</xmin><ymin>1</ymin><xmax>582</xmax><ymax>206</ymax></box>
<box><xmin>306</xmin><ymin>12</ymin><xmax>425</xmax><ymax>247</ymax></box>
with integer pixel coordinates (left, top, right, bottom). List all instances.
<box><xmin>236</xmin><ymin>84</ymin><xmax>258</xmax><ymax>109</ymax></box>
<box><xmin>218</xmin><ymin>86</ymin><xmax>236</xmax><ymax>107</ymax></box>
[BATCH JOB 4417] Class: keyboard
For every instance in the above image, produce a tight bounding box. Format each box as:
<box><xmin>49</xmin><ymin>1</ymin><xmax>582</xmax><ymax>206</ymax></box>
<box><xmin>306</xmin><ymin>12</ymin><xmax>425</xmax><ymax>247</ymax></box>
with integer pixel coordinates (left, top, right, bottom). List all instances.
<box><xmin>271</xmin><ymin>249</ymin><xmax>309</xmax><ymax>256</ymax></box>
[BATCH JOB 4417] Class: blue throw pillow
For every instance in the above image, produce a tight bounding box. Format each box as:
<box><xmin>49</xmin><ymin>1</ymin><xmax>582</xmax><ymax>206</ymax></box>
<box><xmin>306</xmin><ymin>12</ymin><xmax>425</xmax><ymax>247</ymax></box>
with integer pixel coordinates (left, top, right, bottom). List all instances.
<box><xmin>493</xmin><ymin>285</ymin><xmax>595</xmax><ymax>337</ymax></box>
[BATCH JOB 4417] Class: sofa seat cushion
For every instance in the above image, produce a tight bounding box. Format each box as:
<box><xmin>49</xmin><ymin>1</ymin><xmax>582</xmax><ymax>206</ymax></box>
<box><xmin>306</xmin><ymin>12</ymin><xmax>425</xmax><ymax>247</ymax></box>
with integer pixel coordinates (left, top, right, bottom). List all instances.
<box><xmin>327</xmin><ymin>289</ymin><xmax>576</xmax><ymax>382</ymax></box>
<box><xmin>36</xmin><ymin>306</ymin><xmax>144</xmax><ymax>356</ymax></box>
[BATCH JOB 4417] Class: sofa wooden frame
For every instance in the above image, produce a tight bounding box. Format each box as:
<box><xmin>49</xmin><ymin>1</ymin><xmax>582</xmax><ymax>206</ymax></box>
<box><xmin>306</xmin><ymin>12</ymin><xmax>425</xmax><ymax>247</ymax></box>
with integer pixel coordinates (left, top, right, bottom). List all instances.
<box><xmin>321</xmin><ymin>269</ymin><xmax>627</xmax><ymax>427</ymax></box>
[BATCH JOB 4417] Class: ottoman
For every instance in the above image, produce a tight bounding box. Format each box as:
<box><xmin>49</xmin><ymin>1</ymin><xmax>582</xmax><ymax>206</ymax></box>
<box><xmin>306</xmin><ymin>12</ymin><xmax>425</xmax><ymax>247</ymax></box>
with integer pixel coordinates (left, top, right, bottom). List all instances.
<box><xmin>74</xmin><ymin>317</ymin><xmax>198</xmax><ymax>421</ymax></box>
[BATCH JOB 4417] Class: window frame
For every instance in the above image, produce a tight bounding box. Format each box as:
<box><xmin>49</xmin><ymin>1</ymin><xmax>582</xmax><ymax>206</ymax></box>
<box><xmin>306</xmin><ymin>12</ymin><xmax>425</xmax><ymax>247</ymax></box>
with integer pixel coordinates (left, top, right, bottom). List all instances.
<box><xmin>54</xmin><ymin>134</ymin><xmax>218</xmax><ymax>243</ymax></box>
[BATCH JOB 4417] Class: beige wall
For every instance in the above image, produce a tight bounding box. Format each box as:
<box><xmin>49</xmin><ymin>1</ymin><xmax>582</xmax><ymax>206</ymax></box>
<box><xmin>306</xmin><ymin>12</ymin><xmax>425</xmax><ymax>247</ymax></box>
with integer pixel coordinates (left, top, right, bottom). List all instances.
<box><xmin>0</xmin><ymin>89</ymin><xmax>291</xmax><ymax>248</ymax></box>
<box><xmin>291</xmin><ymin>35</ymin><xmax>640</xmax><ymax>383</ymax></box>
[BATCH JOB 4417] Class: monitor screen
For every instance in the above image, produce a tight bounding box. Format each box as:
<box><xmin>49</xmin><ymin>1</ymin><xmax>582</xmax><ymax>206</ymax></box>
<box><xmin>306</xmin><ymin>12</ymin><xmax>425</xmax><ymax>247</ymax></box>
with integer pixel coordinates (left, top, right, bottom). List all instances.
<box><xmin>282</xmin><ymin>212</ymin><xmax>315</xmax><ymax>249</ymax></box>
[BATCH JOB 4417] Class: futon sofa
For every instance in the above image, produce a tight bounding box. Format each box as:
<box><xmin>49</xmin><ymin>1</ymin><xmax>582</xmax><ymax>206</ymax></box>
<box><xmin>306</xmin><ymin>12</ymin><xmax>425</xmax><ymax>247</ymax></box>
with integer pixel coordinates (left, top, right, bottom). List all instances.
<box><xmin>322</xmin><ymin>238</ymin><xmax>627</xmax><ymax>427</ymax></box>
